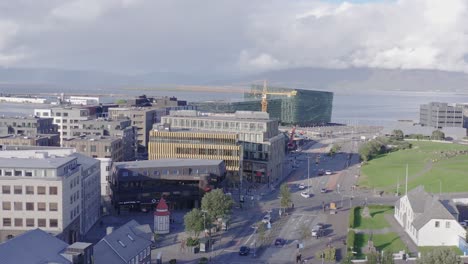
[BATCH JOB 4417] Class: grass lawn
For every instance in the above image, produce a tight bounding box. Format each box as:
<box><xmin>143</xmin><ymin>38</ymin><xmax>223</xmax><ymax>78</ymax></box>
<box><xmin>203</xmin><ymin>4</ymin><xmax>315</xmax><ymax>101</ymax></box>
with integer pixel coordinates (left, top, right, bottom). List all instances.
<box><xmin>418</xmin><ymin>246</ymin><xmax>463</xmax><ymax>256</ymax></box>
<box><xmin>353</xmin><ymin>206</ymin><xmax>393</xmax><ymax>229</ymax></box>
<box><xmin>360</xmin><ymin>141</ymin><xmax>468</xmax><ymax>192</ymax></box>
<box><xmin>355</xmin><ymin>233</ymin><xmax>407</xmax><ymax>258</ymax></box>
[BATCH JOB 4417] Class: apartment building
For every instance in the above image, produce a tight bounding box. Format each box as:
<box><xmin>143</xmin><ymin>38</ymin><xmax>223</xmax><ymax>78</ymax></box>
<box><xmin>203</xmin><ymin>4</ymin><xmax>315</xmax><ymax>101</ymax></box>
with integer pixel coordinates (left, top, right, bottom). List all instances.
<box><xmin>62</xmin><ymin>136</ymin><xmax>123</xmax><ymax>201</ymax></box>
<box><xmin>0</xmin><ymin>116</ymin><xmax>57</xmax><ymax>136</ymax></box>
<box><xmin>0</xmin><ymin>148</ymin><xmax>101</xmax><ymax>242</ymax></box>
<box><xmin>157</xmin><ymin>110</ymin><xmax>285</xmax><ymax>184</ymax></box>
<box><xmin>108</xmin><ymin>107</ymin><xmax>163</xmax><ymax>154</ymax></box>
<box><xmin>420</xmin><ymin>102</ymin><xmax>464</xmax><ymax>128</ymax></box>
<box><xmin>69</xmin><ymin>118</ymin><xmax>137</xmax><ymax>161</ymax></box>
<box><xmin>0</xmin><ymin>134</ymin><xmax>60</xmax><ymax>147</ymax></box>
<box><xmin>111</xmin><ymin>159</ymin><xmax>226</xmax><ymax>211</ymax></box>
<box><xmin>34</xmin><ymin>107</ymin><xmax>96</xmax><ymax>144</ymax></box>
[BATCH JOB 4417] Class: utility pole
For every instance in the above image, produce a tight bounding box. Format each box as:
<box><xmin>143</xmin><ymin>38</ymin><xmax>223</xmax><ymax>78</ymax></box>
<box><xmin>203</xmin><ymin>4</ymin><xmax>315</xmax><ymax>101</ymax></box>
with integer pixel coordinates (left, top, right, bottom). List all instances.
<box><xmin>405</xmin><ymin>164</ymin><xmax>408</xmax><ymax>195</ymax></box>
<box><xmin>307</xmin><ymin>155</ymin><xmax>310</xmax><ymax>193</ymax></box>
<box><xmin>396</xmin><ymin>175</ymin><xmax>400</xmax><ymax>196</ymax></box>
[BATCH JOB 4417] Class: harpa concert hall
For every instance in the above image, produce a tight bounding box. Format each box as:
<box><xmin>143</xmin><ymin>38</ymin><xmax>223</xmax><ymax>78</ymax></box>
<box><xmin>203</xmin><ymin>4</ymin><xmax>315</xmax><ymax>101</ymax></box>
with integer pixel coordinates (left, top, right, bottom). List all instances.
<box><xmin>191</xmin><ymin>85</ymin><xmax>333</xmax><ymax>127</ymax></box>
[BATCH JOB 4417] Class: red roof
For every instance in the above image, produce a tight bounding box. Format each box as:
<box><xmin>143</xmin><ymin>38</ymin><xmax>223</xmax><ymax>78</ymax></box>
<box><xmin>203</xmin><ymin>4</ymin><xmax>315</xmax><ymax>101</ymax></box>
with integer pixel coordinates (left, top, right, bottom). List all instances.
<box><xmin>157</xmin><ymin>198</ymin><xmax>168</xmax><ymax>210</ymax></box>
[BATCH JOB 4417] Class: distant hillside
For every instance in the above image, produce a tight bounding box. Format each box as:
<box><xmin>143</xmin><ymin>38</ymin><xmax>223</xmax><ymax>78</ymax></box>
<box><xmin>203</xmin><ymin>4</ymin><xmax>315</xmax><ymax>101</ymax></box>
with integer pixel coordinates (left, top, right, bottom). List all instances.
<box><xmin>1</xmin><ymin>66</ymin><xmax>468</xmax><ymax>93</ymax></box>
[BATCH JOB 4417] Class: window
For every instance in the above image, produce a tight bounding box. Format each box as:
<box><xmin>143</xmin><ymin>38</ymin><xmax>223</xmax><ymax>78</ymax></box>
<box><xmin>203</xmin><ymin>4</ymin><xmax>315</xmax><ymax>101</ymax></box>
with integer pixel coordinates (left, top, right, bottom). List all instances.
<box><xmin>26</xmin><ymin>218</ymin><xmax>34</xmax><ymax>227</ymax></box>
<box><xmin>25</xmin><ymin>171</ymin><xmax>32</xmax><ymax>177</ymax></box>
<box><xmin>154</xmin><ymin>171</ymin><xmax>160</xmax><ymax>176</ymax></box>
<box><xmin>14</xmin><ymin>170</ymin><xmax>22</xmax><ymax>176</ymax></box>
<box><xmin>106</xmin><ymin>166</ymin><xmax>110</xmax><ymax>171</ymax></box>
<box><xmin>38</xmin><ymin>219</ymin><xmax>46</xmax><ymax>227</ymax></box>
<box><xmin>37</xmin><ymin>186</ymin><xmax>46</xmax><ymax>195</ymax></box>
<box><xmin>26</xmin><ymin>202</ymin><xmax>34</xmax><ymax>211</ymax></box>
<box><xmin>14</xmin><ymin>218</ymin><xmax>23</xmax><ymax>227</ymax></box>
<box><xmin>14</xmin><ymin>202</ymin><xmax>22</xmax><ymax>211</ymax></box>
<box><xmin>2</xmin><ymin>186</ymin><xmax>10</xmax><ymax>194</ymax></box>
<box><xmin>90</xmin><ymin>145</ymin><xmax>97</xmax><ymax>152</ymax></box>
<box><xmin>446</xmin><ymin>221</ymin><xmax>451</xmax><ymax>228</ymax></box>
<box><xmin>3</xmin><ymin>218</ymin><xmax>11</xmax><ymax>227</ymax></box>
<box><xmin>49</xmin><ymin>203</ymin><xmax>58</xmax><ymax>211</ymax></box>
<box><xmin>38</xmin><ymin>202</ymin><xmax>46</xmax><ymax>211</ymax></box>
<box><xmin>435</xmin><ymin>221</ymin><xmax>440</xmax><ymax>228</ymax></box>
<box><xmin>2</xmin><ymin>202</ymin><xmax>11</xmax><ymax>211</ymax></box>
<box><xmin>26</xmin><ymin>186</ymin><xmax>34</xmax><ymax>194</ymax></box>
<box><xmin>4</xmin><ymin>170</ymin><xmax>12</xmax><ymax>176</ymax></box>
<box><xmin>49</xmin><ymin>187</ymin><xmax>58</xmax><ymax>195</ymax></box>
<box><xmin>13</xmin><ymin>185</ymin><xmax>22</xmax><ymax>194</ymax></box>
<box><xmin>50</xmin><ymin>219</ymin><xmax>58</xmax><ymax>228</ymax></box>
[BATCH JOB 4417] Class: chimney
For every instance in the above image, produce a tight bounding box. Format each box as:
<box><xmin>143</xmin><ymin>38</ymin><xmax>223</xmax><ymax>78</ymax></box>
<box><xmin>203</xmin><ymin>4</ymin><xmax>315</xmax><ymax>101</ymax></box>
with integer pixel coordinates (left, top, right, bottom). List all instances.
<box><xmin>106</xmin><ymin>226</ymin><xmax>114</xmax><ymax>235</ymax></box>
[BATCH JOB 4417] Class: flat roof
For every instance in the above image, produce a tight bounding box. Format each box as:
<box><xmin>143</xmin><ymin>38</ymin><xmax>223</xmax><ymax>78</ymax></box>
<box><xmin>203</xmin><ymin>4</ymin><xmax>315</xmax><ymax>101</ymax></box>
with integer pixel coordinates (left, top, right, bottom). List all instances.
<box><xmin>114</xmin><ymin>159</ymin><xmax>224</xmax><ymax>169</ymax></box>
<box><xmin>63</xmin><ymin>136</ymin><xmax>120</xmax><ymax>142</ymax></box>
<box><xmin>0</xmin><ymin>156</ymin><xmax>75</xmax><ymax>169</ymax></box>
<box><xmin>152</xmin><ymin>127</ymin><xmax>238</xmax><ymax>135</ymax></box>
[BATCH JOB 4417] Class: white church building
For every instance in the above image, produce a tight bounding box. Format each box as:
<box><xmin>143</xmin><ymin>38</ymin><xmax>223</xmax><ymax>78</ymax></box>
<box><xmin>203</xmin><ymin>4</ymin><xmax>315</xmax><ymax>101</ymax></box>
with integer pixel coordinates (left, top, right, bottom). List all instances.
<box><xmin>394</xmin><ymin>186</ymin><xmax>466</xmax><ymax>247</ymax></box>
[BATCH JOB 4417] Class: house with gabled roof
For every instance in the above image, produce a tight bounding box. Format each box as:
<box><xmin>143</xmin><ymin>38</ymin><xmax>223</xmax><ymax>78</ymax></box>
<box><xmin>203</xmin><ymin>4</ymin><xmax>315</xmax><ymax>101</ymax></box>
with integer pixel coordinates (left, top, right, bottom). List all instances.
<box><xmin>94</xmin><ymin>220</ymin><xmax>152</xmax><ymax>264</ymax></box>
<box><xmin>394</xmin><ymin>186</ymin><xmax>466</xmax><ymax>246</ymax></box>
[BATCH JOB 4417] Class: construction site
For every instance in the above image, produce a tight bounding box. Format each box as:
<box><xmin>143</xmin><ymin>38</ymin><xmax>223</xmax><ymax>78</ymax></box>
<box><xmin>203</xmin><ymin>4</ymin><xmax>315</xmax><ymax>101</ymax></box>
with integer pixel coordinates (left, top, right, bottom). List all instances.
<box><xmin>191</xmin><ymin>82</ymin><xmax>334</xmax><ymax>127</ymax></box>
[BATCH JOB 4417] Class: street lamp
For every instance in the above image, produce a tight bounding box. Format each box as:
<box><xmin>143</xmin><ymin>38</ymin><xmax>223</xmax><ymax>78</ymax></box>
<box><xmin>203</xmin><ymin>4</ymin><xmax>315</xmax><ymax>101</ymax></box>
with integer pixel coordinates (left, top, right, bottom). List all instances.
<box><xmin>201</xmin><ymin>210</ymin><xmax>207</xmax><ymax>237</ymax></box>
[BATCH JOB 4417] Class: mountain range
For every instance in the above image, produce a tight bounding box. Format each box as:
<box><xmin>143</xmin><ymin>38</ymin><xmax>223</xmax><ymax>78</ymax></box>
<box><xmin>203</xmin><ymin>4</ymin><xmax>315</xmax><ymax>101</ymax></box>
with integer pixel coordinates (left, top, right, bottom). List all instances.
<box><xmin>1</xmin><ymin>67</ymin><xmax>468</xmax><ymax>94</ymax></box>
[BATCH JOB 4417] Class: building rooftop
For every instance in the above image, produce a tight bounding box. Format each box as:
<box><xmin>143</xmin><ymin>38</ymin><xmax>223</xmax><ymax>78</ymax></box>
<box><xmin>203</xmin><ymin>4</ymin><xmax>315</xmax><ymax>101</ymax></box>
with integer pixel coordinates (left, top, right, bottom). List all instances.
<box><xmin>114</xmin><ymin>159</ymin><xmax>224</xmax><ymax>169</ymax></box>
<box><xmin>152</xmin><ymin>126</ymin><xmax>239</xmax><ymax>135</ymax></box>
<box><xmin>0</xmin><ymin>229</ymin><xmax>71</xmax><ymax>264</ymax></box>
<box><xmin>0</xmin><ymin>115</ymin><xmax>51</xmax><ymax>121</ymax></box>
<box><xmin>0</xmin><ymin>155</ymin><xmax>75</xmax><ymax>169</ymax></box>
<box><xmin>0</xmin><ymin>134</ymin><xmax>58</xmax><ymax>140</ymax></box>
<box><xmin>94</xmin><ymin>220</ymin><xmax>152</xmax><ymax>264</ymax></box>
<box><xmin>63</xmin><ymin>135</ymin><xmax>121</xmax><ymax>143</ymax></box>
<box><xmin>166</xmin><ymin>110</ymin><xmax>272</xmax><ymax>121</ymax></box>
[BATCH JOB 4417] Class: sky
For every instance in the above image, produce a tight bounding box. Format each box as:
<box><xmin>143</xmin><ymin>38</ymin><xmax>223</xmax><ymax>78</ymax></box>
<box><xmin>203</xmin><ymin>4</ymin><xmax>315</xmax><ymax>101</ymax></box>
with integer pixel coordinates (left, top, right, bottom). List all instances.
<box><xmin>0</xmin><ymin>0</ymin><xmax>468</xmax><ymax>75</ymax></box>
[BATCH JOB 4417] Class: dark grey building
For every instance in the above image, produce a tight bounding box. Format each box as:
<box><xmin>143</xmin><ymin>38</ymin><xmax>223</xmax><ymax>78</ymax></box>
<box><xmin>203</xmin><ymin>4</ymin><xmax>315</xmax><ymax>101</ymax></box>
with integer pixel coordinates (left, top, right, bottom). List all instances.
<box><xmin>111</xmin><ymin>159</ymin><xmax>226</xmax><ymax>211</ymax></box>
<box><xmin>94</xmin><ymin>220</ymin><xmax>152</xmax><ymax>264</ymax></box>
<box><xmin>420</xmin><ymin>102</ymin><xmax>464</xmax><ymax>128</ymax></box>
<box><xmin>0</xmin><ymin>116</ymin><xmax>57</xmax><ymax>136</ymax></box>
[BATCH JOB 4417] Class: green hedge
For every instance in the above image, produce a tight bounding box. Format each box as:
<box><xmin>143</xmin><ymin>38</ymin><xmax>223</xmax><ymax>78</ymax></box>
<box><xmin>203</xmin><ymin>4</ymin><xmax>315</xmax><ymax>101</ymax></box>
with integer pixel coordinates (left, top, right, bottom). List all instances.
<box><xmin>349</xmin><ymin>206</ymin><xmax>360</xmax><ymax>228</ymax></box>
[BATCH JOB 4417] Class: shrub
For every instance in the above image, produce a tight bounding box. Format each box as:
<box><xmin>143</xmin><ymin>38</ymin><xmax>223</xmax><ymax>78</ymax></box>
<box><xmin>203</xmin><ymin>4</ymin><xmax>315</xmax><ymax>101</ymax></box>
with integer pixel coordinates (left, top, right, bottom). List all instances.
<box><xmin>349</xmin><ymin>206</ymin><xmax>360</xmax><ymax>228</ymax></box>
<box><xmin>198</xmin><ymin>257</ymin><xmax>208</xmax><ymax>264</ymax></box>
<box><xmin>169</xmin><ymin>259</ymin><xmax>177</xmax><ymax>264</ymax></box>
<box><xmin>186</xmin><ymin>237</ymin><xmax>200</xmax><ymax>247</ymax></box>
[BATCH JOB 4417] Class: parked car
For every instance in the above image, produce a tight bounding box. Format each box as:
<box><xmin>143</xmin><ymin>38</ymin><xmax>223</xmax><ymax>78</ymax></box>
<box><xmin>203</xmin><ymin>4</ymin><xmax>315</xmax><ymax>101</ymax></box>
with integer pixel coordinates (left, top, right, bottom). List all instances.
<box><xmin>274</xmin><ymin>238</ymin><xmax>286</xmax><ymax>247</ymax></box>
<box><xmin>298</xmin><ymin>183</ymin><xmax>306</xmax><ymax>190</ymax></box>
<box><xmin>239</xmin><ymin>246</ymin><xmax>250</xmax><ymax>256</ymax></box>
<box><xmin>262</xmin><ymin>214</ymin><xmax>271</xmax><ymax>224</ymax></box>
<box><xmin>320</xmin><ymin>188</ymin><xmax>328</xmax><ymax>193</ymax></box>
<box><xmin>314</xmin><ymin>223</ymin><xmax>325</xmax><ymax>230</ymax></box>
<box><xmin>460</xmin><ymin>222</ymin><xmax>467</xmax><ymax>227</ymax></box>
<box><xmin>300</xmin><ymin>191</ymin><xmax>311</xmax><ymax>198</ymax></box>
<box><xmin>325</xmin><ymin>170</ymin><xmax>332</xmax><ymax>175</ymax></box>
<box><xmin>317</xmin><ymin>170</ymin><xmax>325</xmax><ymax>176</ymax></box>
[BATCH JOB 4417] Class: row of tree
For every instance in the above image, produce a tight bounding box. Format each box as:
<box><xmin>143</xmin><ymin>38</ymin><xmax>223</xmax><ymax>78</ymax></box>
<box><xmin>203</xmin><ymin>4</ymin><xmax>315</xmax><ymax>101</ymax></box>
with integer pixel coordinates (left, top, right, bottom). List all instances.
<box><xmin>359</xmin><ymin>133</ymin><xmax>412</xmax><ymax>162</ymax></box>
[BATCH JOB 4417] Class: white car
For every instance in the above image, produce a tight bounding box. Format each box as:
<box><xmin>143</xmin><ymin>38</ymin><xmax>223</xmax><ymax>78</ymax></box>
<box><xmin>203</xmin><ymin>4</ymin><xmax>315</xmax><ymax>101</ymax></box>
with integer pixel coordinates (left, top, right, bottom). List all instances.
<box><xmin>325</xmin><ymin>170</ymin><xmax>332</xmax><ymax>175</ymax></box>
<box><xmin>300</xmin><ymin>191</ymin><xmax>311</xmax><ymax>198</ymax></box>
<box><xmin>298</xmin><ymin>183</ymin><xmax>306</xmax><ymax>190</ymax></box>
<box><xmin>262</xmin><ymin>214</ymin><xmax>271</xmax><ymax>224</ymax></box>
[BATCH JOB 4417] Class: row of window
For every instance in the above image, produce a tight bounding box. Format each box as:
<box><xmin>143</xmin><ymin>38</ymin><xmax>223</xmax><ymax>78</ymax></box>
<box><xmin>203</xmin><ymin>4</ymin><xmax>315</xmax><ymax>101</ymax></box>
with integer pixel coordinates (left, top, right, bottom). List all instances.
<box><xmin>434</xmin><ymin>220</ymin><xmax>451</xmax><ymax>228</ymax></box>
<box><xmin>0</xmin><ymin>170</ymin><xmax>33</xmax><ymax>177</ymax></box>
<box><xmin>70</xmin><ymin>205</ymin><xmax>80</xmax><ymax>220</ymax></box>
<box><xmin>2</xmin><ymin>201</ymin><xmax>58</xmax><ymax>211</ymax></box>
<box><xmin>2</xmin><ymin>185</ymin><xmax>57</xmax><ymax>195</ymax></box>
<box><xmin>120</xmin><ymin>167</ymin><xmax>218</xmax><ymax>177</ymax></box>
<box><xmin>2</xmin><ymin>218</ymin><xmax>58</xmax><ymax>228</ymax></box>
<box><xmin>70</xmin><ymin>191</ymin><xmax>80</xmax><ymax>204</ymax></box>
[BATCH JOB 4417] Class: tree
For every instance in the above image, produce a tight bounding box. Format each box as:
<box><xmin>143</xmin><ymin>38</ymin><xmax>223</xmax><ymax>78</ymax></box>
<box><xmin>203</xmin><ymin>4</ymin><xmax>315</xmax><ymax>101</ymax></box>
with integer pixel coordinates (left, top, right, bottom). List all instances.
<box><xmin>115</xmin><ymin>99</ymin><xmax>127</xmax><ymax>105</ymax></box>
<box><xmin>417</xmin><ymin>247</ymin><xmax>461</xmax><ymax>264</ymax></box>
<box><xmin>382</xmin><ymin>250</ymin><xmax>394</xmax><ymax>264</ymax></box>
<box><xmin>366</xmin><ymin>252</ymin><xmax>379</xmax><ymax>264</ymax></box>
<box><xmin>391</xmin><ymin>129</ymin><xmax>404</xmax><ymax>140</ymax></box>
<box><xmin>201</xmin><ymin>189</ymin><xmax>234</xmax><ymax>224</ymax></box>
<box><xmin>342</xmin><ymin>252</ymin><xmax>354</xmax><ymax>264</ymax></box>
<box><xmin>184</xmin><ymin>208</ymin><xmax>205</xmax><ymax>238</ymax></box>
<box><xmin>431</xmin><ymin>130</ymin><xmax>445</xmax><ymax>140</ymax></box>
<box><xmin>280</xmin><ymin>183</ymin><xmax>292</xmax><ymax>210</ymax></box>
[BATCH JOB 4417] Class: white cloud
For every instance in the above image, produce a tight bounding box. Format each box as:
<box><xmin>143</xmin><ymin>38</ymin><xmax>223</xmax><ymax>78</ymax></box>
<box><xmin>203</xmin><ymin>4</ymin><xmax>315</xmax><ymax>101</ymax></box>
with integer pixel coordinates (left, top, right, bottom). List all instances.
<box><xmin>1</xmin><ymin>0</ymin><xmax>468</xmax><ymax>74</ymax></box>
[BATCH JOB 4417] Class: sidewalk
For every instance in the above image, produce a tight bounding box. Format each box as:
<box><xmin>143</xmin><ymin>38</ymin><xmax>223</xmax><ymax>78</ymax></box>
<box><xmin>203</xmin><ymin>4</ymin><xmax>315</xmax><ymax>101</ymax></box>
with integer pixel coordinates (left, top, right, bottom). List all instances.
<box><xmin>384</xmin><ymin>214</ymin><xmax>418</xmax><ymax>253</ymax></box>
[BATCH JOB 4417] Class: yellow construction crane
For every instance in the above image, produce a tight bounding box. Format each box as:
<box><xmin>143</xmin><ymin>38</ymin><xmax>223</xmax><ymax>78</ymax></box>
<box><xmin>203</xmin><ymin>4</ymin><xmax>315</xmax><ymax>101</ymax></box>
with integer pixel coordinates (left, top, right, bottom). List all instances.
<box><xmin>256</xmin><ymin>80</ymin><xmax>297</xmax><ymax>112</ymax></box>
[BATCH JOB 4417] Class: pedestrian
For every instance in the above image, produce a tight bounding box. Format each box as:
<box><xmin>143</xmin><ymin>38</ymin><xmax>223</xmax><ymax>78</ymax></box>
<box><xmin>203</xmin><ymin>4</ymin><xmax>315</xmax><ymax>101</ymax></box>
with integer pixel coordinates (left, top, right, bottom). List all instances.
<box><xmin>292</xmin><ymin>203</ymin><xmax>295</xmax><ymax>209</ymax></box>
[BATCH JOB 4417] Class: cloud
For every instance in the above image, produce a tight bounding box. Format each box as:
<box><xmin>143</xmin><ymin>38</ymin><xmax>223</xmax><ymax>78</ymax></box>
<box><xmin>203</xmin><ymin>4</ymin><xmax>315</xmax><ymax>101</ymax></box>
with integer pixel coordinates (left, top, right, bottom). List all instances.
<box><xmin>1</xmin><ymin>0</ymin><xmax>468</xmax><ymax>74</ymax></box>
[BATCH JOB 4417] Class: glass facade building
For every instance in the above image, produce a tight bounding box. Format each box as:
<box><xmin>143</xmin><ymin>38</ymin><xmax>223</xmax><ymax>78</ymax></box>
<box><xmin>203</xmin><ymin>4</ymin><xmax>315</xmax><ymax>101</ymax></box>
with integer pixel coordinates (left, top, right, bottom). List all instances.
<box><xmin>192</xmin><ymin>86</ymin><xmax>333</xmax><ymax>126</ymax></box>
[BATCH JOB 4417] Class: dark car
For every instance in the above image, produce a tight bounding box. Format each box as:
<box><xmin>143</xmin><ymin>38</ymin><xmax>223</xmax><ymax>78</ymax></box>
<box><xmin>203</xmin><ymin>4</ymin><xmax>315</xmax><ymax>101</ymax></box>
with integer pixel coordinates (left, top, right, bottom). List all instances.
<box><xmin>274</xmin><ymin>238</ymin><xmax>286</xmax><ymax>247</ymax></box>
<box><xmin>239</xmin><ymin>246</ymin><xmax>250</xmax><ymax>256</ymax></box>
<box><xmin>317</xmin><ymin>170</ymin><xmax>325</xmax><ymax>176</ymax></box>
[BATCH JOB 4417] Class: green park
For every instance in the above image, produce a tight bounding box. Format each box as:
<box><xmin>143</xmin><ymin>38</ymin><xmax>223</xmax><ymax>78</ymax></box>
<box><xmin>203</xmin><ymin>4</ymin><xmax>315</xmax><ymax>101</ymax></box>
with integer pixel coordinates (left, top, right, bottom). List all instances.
<box><xmin>359</xmin><ymin>140</ymin><xmax>468</xmax><ymax>193</ymax></box>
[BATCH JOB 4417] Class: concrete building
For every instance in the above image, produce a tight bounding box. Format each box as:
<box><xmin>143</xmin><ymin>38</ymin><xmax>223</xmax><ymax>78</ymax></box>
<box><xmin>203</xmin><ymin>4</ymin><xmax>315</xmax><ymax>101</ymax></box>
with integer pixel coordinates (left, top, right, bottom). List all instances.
<box><xmin>0</xmin><ymin>134</ymin><xmax>60</xmax><ymax>147</ymax></box>
<box><xmin>0</xmin><ymin>115</ymin><xmax>57</xmax><ymax>136</ymax></box>
<box><xmin>34</xmin><ymin>107</ymin><xmax>96</xmax><ymax>144</ymax></box>
<box><xmin>394</xmin><ymin>186</ymin><xmax>466</xmax><ymax>247</ymax></box>
<box><xmin>156</xmin><ymin>110</ymin><xmax>285</xmax><ymax>184</ymax></box>
<box><xmin>0</xmin><ymin>148</ymin><xmax>101</xmax><ymax>243</ymax></box>
<box><xmin>111</xmin><ymin>159</ymin><xmax>226</xmax><ymax>211</ymax></box>
<box><xmin>62</xmin><ymin>136</ymin><xmax>124</xmax><ymax>162</ymax></box>
<box><xmin>93</xmin><ymin>220</ymin><xmax>152</xmax><ymax>264</ymax></box>
<box><xmin>108</xmin><ymin>107</ymin><xmax>164</xmax><ymax>154</ymax></box>
<box><xmin>0</xmin><ymin>229</ymin><xmax>93</xmax><ymax>264</ymax></box>
<box><xmin>69</xmin><ymin>118</ymin><xmax>137</xmax><ymax>161</ymax></box>
<box><xmin>420</xmin><ymin>102</ymin><xmax>464</xmax><ymax>128</ymax></box>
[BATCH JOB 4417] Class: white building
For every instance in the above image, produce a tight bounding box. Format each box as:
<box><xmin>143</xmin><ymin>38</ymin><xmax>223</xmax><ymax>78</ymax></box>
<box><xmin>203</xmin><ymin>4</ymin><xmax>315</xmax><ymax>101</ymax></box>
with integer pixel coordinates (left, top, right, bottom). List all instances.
<box><xmin>394</xmin><ymin>186</ymin><xmax>466</xmax><ymax>247</ymax></box>
<box><xmin>66</xmin><ymin>96</ymin><xmax>100</xmax><ymax>106</ymax></box>
<box><xmin>35</xmin><ymin>107</ymin><xmax>94</xmax><ymax>145</ymax></box>
<box><xmin>0</xmin><ymin>147</ymin><xmax>101</xmax><ymax>243</ymax></box>
<box><xmin>0</xmin><ymin>96</ymin><xmax>49</xmax><ymax>104</ymax></box>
